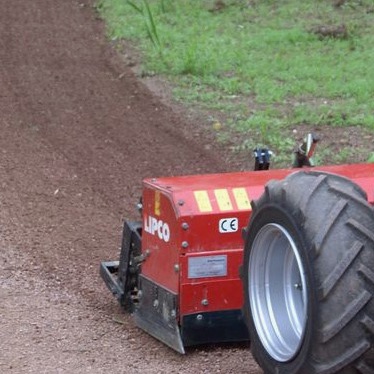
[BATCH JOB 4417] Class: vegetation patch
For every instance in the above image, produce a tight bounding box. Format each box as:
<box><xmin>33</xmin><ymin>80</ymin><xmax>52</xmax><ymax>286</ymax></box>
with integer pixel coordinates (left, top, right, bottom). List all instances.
<box><xmin>95</xmin><ymin>0</ymin><xmax>374</xmax><ymax>166</ymax></box>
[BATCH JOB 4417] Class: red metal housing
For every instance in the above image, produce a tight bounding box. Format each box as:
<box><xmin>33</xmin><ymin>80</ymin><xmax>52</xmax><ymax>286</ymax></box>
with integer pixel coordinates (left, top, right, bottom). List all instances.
<box><xmin>101</xmin><ymin>163</ymin><xmax>374</xmax><ymax>353</ymax></box>
<box><xmin>140</xmin><ymin>163</ymin><xmax>374</xmax><ymax>328</ymax></box>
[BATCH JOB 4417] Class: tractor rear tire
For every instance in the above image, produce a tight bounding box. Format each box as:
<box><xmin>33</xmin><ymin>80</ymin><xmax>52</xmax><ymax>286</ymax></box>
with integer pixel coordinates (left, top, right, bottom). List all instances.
<box><xmin>243</xmin><ymin>171</ymin><xmax>374</xmax><ymax>374</ymax></box>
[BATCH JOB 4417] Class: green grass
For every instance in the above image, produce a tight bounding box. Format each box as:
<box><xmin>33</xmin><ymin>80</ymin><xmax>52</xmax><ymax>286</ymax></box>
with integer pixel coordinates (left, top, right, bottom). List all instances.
<box><xmin>95</xmin><ymin>0</ymin><xmax>374</xmax><ymax>165</ymax></box>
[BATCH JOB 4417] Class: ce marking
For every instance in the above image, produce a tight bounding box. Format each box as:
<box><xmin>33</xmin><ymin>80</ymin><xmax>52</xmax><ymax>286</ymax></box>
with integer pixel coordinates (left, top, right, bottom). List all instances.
<box><xmin>219</xmin><ymin>218</ymin><xmax>239</xmax><ymax>233</ymax></box>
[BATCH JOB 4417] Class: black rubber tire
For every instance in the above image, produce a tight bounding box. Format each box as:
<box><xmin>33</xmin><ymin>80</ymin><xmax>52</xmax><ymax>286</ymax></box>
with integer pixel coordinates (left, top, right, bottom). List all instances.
<box><xmin>243</xmin><ymin>171</ymin><xmax>374</xmax><ymax>374</ymax></box>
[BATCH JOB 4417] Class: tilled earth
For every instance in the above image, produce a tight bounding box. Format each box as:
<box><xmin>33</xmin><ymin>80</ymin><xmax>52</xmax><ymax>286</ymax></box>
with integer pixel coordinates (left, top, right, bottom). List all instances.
<box><xmin>0</xmin><ymin>1</ymin><xmax>261</xmax><ymax>373</ymax></box>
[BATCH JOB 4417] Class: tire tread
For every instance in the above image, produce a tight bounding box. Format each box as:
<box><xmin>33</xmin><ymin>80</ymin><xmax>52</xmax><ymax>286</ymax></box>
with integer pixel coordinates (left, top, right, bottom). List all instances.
<box><xmin>312</xmin><ymin>199</ymin><xmax>347</xmax><ymax>256</ymax></box>
<box><xmin>321</xmin><ymin>290</ymin><xmax>371</xmax><ymax>343</ymax></box>
<box><xmin>315</xmin><ymin>340</ymin><xmax>370</xmax><ymax>374</ymax></box>
<box><xmin>299</xmin><ymin>174</ymin><xmax>327</xmax><ymax>216</ymax></box>
<box><xmin>243</xmin><ymin>171</ymin><xmax>374</xmax><ymax>374</ymax></box>
<box><xmin>347</xmin><ymin>219</ymin><xmax>374</xmax><ymax>243</ymax></box>
<box><xmin>318</xmin><ymin>241</ymin><xmax>364</xmax><ymax>300</ymax></box>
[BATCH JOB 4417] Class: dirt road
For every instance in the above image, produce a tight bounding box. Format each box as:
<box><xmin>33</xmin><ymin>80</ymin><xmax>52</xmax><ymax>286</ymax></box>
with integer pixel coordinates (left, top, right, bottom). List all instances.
<box><xmin>0</xmin><ymin>1</ymin><xmax>260</xmax><ymax>372</ymax></box>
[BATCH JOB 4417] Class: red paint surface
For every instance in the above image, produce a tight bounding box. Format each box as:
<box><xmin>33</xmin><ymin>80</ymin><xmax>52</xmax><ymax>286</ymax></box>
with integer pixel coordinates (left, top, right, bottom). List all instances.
<box><xmin>140</xmin><ymin>164</ymin><xmax>374</xmax><ymax>317</ymax></box>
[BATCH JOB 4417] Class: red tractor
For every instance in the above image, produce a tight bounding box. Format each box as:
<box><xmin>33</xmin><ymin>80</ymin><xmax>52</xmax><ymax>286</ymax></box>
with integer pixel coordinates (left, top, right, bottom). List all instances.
<box><xmin>101</xmin><ymin>135</ymin><xmax>374</xmax><ymax>373</ymax></box>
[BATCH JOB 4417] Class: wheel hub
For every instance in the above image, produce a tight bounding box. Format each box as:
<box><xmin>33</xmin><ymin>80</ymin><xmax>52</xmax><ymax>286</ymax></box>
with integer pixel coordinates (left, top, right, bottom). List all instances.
<box><xmin>248</xmin><ymin>223</ymin><xmax>308</xmax><ymax>362</ymax></box>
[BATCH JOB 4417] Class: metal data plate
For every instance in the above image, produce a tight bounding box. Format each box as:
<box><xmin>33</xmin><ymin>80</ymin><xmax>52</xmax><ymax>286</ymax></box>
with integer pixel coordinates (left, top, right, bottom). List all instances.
<box><xmin>188</xmin><ymin>255</ymin><xmax>227</xmax><ymax>279</ymax></box>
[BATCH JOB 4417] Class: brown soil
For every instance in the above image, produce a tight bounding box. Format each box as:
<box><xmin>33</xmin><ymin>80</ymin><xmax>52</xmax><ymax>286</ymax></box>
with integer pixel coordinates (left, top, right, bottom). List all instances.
<box><xmin>0</xmin><ymin>1</ymin><xmax>260</xmax><ymax>373</ymax></box>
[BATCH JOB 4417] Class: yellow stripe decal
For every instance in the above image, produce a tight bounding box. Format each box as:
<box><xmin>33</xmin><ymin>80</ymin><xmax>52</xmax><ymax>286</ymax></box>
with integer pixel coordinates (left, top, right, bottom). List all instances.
<box><xmin>233</xmin><ymin>188</ymin><xmax>251</xmax><ymax>210</ymax></box>
<box><xmin>214</xmin><ymin>189</ymin><xmax>233</xmax><ymax>211</ymax></box>
<box><xmin>155</xmin><ymin>190</ymin><xmax>161</xmax><ymax>216</ymax></box>
<box><xmin>194</xmin><ymin>190</ymin><xmax>213</xmax><ymax>212</ymax></box>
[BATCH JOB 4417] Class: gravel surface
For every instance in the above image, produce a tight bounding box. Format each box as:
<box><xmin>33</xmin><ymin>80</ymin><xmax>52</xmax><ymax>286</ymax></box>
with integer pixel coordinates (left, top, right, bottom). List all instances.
<box><xmin>0</xmin><ymin>1</ymin><xmax>261</xmax><ymax>373</ymax></box>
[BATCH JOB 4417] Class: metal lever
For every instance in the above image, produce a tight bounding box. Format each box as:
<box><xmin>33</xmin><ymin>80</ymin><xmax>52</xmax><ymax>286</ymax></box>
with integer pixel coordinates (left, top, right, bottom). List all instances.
<box><xmin>293</xmin><ymin>133</ymin><xmax>320</xmax><ymax>168</ymax></box>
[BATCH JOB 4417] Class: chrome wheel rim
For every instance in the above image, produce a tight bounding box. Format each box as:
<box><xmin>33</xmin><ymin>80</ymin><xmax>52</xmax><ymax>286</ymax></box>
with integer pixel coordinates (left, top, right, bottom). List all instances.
<box><xmin>248</xmin><ymin>223</ymin><xmax>308</xmax><ymax>362</ymax></box>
